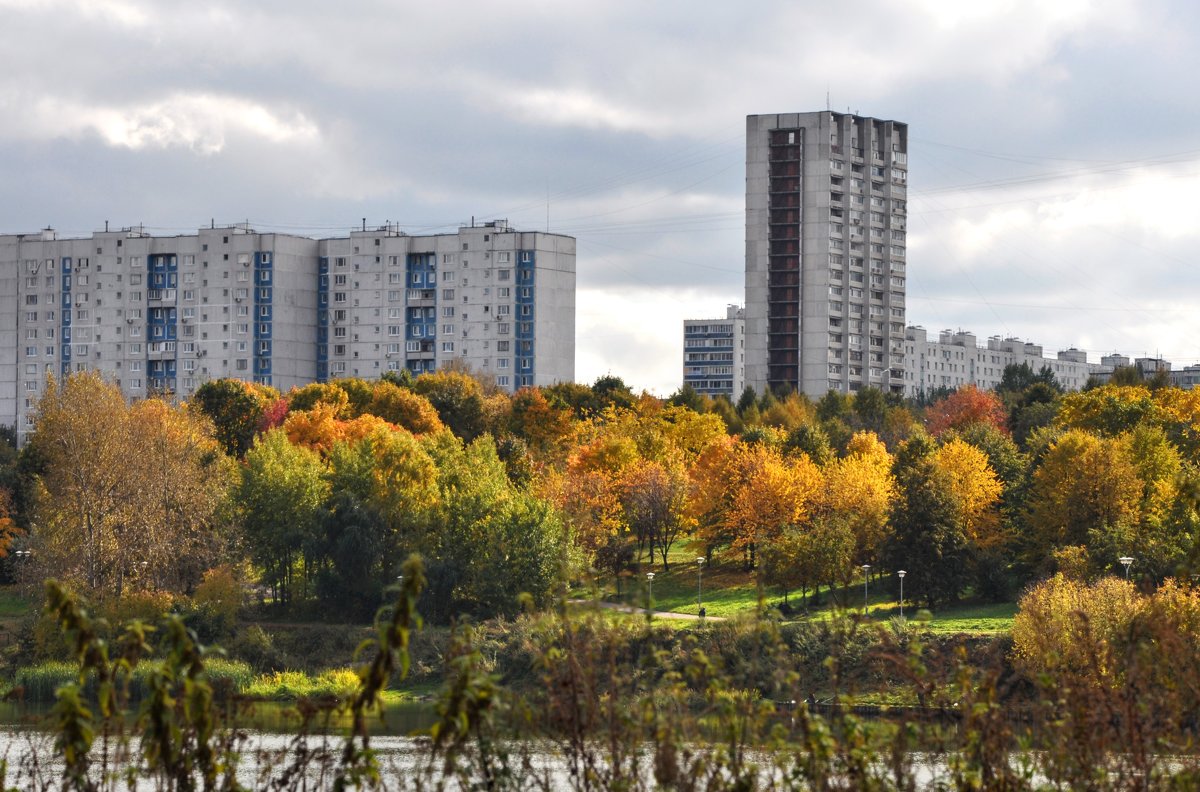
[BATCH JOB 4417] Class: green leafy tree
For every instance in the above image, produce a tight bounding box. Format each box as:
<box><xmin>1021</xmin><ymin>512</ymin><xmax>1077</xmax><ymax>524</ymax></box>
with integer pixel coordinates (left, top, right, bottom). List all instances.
<box><xmin>191</xmin><ymin>379</ymin><xmax>278</xmax><ymax>457</ymax></box>
<box><xmin>422</xmin><ymin>436</ymin><xmax>564</xmax><ymax>623</ymax></box>
<box><xmin>238</xmin><ymin>429</ymin><xmax>329</xmax><ymax>604</ymax></box>
<box><xmin>884</xmin><ymin>450</ymin><xmax>973</xmax><ymax>608</ymax></box>
<box><xmin>413</xmin><ymin>371</ymin><xmax>487</xmax><ymax>441</ymax></box>
<box><xmin>592</xmin><ymin>375</ymin><xmax>637</xmax><ymax>411</ymax></box>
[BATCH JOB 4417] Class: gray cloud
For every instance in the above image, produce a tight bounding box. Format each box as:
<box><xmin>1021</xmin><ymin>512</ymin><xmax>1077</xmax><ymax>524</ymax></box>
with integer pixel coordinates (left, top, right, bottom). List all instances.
<box><xmin>2</xmin><ymin>0</ymin><xmax>1197</xmax><ymax>392</ymax></box>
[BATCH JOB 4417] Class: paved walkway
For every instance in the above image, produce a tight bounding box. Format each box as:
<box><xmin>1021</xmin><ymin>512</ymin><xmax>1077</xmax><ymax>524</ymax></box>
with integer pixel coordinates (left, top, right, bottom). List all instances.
<box><xmin>566</xmin><ymin>599</ymin><xmax>726</xmax><ymax>622</ymax></box>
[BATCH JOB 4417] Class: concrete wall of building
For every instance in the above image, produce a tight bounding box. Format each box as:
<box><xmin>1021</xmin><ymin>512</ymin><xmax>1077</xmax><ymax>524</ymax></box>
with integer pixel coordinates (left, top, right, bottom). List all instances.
<box><xmin>746</xmin><ymin>111</ymin><xmax>907</xmax><ymax>398</ymax></box>
<box><xmin>0</xmin><ymin>223</ymin><xmax>575</xmax><ymax>439</ymax></box>
<box><xmin>682</xmin><ymin>305</ymin><xmax>745</xmax><ymax>399</ymax></box>
<box><xmin>903</xmin><ymin>326</ymin><xmax>1098</xmax><ymax>395</ymax></box>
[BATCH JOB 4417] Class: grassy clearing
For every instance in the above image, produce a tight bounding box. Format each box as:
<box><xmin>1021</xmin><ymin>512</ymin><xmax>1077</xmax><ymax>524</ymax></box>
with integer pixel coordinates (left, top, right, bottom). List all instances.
<box><xmin>586</xmin><ymin>548</ymin><xmax>1017</xmax><ymax>635</ymax></box>
<box><xmin>0</xmin><ymin>587</ymin><xmax>32</xmax><ymax>619</ymax></box>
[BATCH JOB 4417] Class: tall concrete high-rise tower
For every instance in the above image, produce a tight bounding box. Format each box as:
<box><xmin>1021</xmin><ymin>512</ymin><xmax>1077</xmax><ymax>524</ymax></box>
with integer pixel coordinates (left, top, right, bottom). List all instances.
<box><xmin>744</xmin><ymin>112</ymin><xmax>908</xmax><ymax>397</ymax></box>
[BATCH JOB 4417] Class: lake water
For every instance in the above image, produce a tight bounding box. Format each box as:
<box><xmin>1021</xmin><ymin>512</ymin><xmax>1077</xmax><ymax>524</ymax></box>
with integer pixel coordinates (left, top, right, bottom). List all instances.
<box><xmin>0</xmin><ymin>700</ymin><xmax>444</xmax><ymax>790</ymax></box>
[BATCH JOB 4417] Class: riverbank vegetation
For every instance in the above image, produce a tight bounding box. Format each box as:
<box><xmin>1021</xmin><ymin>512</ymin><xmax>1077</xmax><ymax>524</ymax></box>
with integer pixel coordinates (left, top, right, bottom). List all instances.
<box><xmin>5</xmin><ymin>558</ymin><xmax>1200</xmax><ymax>789</ymax></box>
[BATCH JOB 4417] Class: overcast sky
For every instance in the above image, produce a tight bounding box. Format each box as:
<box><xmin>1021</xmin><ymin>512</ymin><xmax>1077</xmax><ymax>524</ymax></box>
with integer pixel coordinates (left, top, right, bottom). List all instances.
<box><xmin>2</xmin><ymin>0</ymin><xmax>1198</xmax><ymax>393</ymax></box>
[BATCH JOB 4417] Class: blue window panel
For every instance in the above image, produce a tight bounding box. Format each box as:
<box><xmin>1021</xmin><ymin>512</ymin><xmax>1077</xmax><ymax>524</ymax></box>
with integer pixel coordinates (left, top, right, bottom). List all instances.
<box><xmin>62</xmin><ymin>293</ymin><xmax>71</xmax><ymax>309</ymax></box>
<box><xmin>61</xmin><ymin>344</ymin><xmax>71</xmax><ymax>361</ymax></box>
<box><xmin>61</xmin><ymin>257</ymin><xmax>72</xmax><ymax>273</ymax></box>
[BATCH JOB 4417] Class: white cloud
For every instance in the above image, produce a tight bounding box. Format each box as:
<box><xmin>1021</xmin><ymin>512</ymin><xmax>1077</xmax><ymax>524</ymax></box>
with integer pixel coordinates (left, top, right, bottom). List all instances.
<box><xmin>6</xmin><ymin>92</ymin><xmax>319</xmax><ymax>154</ymax></box>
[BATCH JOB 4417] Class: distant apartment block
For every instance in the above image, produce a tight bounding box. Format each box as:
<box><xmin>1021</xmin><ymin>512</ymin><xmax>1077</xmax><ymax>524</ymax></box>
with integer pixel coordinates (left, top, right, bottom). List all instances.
<box><xmin>902</xmin><ymin>327</ymin><xmax>1098</xmax><ymax>396</ymax></box>
<box><xmin>682</xmin><ymin>305</ymin><xmax>745</xmax><ymax>399</ymax></box>
<box><xmin>745</xmin><ymin>111</ymin><xmax>908</xmax><ymax>398</ymax></box>
<box><xmin>0</xmin><ymin>221</ymin><xmax>575</xmax><ymax>438</ymax></box>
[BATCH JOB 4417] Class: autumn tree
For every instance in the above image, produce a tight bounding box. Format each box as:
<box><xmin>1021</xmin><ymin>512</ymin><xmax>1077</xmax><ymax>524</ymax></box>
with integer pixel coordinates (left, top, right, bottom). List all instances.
<box><xmin>820</xmin><ymin>431</ymin><xmax>896</xmax><ymax>569</ymax></box>
<box><xmin>30</xmin><ymin>373</ymin><xmax>231</xmax><ymax>596</ymax></box>
<box><xmin>122</xmin><ymin>399</ymin><xmax>234</xmax><ymax>592</ymax></box>
<box><xmin>413</xmin><ymin>371</ymin><xmax>486</xmax><ymax>441</ymax></box>
<box><xmin>286</xmin><ymin>382</ymin><xmax>352</xmax><ymax>417</ymax></box>
<box><xmin>1056</xmin><ymin>385</ymin><xmax>1157</xmax><ymax>437</ymax></box>
<box><xmin>620</xmin><ymin>457</ymin><xmax>691</xmax><ymax>569</ymax></box>
<box><xmin>726</xmin><ymin>443</ymin><xmax>822</xmax><ymax>569</ymax></box>
<box><xmin>1026</xmin><ymin>429</ymin><xmax>1142</xmax><ymax>565</ymax></box>
<box><xmin>365</xmin><ymin>382</ymin><xmax>444</xmax><ymax>435</ymax></box>
<box><xmin>932</xmin><ymin>438</ymin><xmax>1004</xmax><ymax>551</ymax></box>
<box><xmin>508</xmin><ymin>387</ymin><xmax>575</xmax><ymax>462</ymax></box>
<box><xmin>191</xmin><ymin>378</ymin><xmax>279</xmax><ymax>457</ymax></box>
<box><xmin>283</xmin><ymin>403</ymin><xmax>346</xmax><ymax>456</ymax></box>
<box><xmin>925</xmin><ymin>385</ymin><xmax>1008</xmax><ymax>438</ymax></box>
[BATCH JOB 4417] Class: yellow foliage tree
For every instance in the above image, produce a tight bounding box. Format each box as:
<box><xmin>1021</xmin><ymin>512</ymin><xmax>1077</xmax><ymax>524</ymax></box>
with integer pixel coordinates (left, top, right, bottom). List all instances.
<box><xmin>820</xmin><ymin>431</ymin><xmax>896</xmax><ymax>566</ymax></box>
<box><xmin>726</xmin><ymin>443</ymin><xmax>823</xmax><ymax>559</ymax></box>
<box><xmin>933</xmin><ymin>438</ymin><xmax>1004</xmax><ymax>549</ymax></box>
<box><xmin>1028</xmin><ymin>429</ymin><xmax>1143</xmax><ymax>554</ymax></box>
<box><xmin>366</xmin><ymin>382</ymin><xmax>445</xmax><ymax>435</ymax></box>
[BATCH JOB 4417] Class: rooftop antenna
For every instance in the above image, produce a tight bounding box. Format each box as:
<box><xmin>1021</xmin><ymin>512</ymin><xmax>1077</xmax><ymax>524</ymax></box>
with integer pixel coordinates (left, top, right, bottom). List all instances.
<box><xmin>362</xmin><ymin>217</ymin><xmax>366</xmax><ymax>232</ymax></box>
<box><xmin>546</xmin><ymin>178</ymin><xmax>550</xmax><ymax>232</ymax></box>
<box><xmin>826</xmin><ymin>88</ymin><xmax>830</xmax><ymax>111</ymax></box>
<box><xmin>105</xmin><ymin>220</ymin><xmax>109</xmax><ymax>232</ymax></box>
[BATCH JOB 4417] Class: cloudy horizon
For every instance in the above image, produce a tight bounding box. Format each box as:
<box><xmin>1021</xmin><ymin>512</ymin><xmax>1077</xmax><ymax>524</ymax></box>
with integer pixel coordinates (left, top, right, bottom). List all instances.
<box><xmin>3</xmin><ymin>0</ymin><xmax>1198</xmax><ymax>393</ymax></box>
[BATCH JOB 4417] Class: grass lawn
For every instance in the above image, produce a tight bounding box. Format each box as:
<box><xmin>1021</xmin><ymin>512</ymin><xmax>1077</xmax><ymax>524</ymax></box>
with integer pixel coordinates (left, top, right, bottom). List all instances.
<box><xmin>583</xmin><ymin>548</ymin><xmax>1017</xmax><ymax>635</ymax></box>
<box><xmin>0</xmin><ymin>587</ymin><xmax>31</xmax><ymax>618</ymax></box>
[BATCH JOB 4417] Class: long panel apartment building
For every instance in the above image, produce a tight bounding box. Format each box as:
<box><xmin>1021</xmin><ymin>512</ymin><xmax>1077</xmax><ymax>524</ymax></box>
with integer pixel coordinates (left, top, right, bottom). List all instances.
<box><xmin>902</xmin><ymin>327</ymin><xmax>1098</xmax><ymax>396</ymax></box>
<box><xmin>0</xmin><ymin>221</ymin><xmax>575</xmax><ymax>437</ymax></box>
<box><xmin>745</xmin><ymin>111</ymin><xmax>908</xmax><ymax>397</ymax></box>
<box><xmin>682</xmin><ymin>305</ymin><xmax>745</xmax><ymax>399</ymax></box>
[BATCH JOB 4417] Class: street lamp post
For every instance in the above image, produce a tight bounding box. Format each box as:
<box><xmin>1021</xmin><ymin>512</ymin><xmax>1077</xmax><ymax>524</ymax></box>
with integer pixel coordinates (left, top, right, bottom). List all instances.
<box><xmin>696</xmin><ymin>557</ymin><xmax>705</xmax><ymax>617</ymax></box>
<box><xmin>897</xmin><ymin>570</ymin><xmax>907</xmax><ymax>620</ymax></box>
<box><xmin>861</xmin><ymin>564</ymin><xmax>871</xmax><ymax>615</ymax></box>
<box><xmin>1119</xmin><ymin>556</ymin><xmax>1134</xmax><ymax>581</ymax></box>
<box><xmin>646</xmin><ymin>571</ymin><xmax>655</xmax><ymax>616</ymax></box>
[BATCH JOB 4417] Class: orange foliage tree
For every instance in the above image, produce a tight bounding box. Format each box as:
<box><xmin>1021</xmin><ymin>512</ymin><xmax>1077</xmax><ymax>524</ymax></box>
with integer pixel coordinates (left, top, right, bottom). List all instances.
<box><xmin>925</xmin><ymin>385</ymin><xmax>1008</xmax><ymax>437</ymax></box>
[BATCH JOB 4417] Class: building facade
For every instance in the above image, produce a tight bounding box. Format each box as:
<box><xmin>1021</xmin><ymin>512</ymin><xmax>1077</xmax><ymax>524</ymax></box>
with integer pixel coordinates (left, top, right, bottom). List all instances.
<box><xmin>682</xmin><ymin>305</ymin><xmax>745</xmax><ymax>399</ymax></box>
<box><xmin>902</xmin><ymin>326</ymin><xmax>1099</xmax><ymax>396</ymax></box>
<box><xmin>745</xmin><ymin>111</ymin><xmax>908</xmax><ymax>398</ymax></box>
<box><xmin>0</xmin><ymin>221</ymin><xmax>575</xmax><ymax>439</ymax></box>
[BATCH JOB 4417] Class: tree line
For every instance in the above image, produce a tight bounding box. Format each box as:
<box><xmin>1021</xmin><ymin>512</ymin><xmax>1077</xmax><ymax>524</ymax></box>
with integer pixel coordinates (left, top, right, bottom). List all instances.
<box><xmin>1</xmin><ymin>361</ymin><xmax>1197</xmax><ymax>622</ymax></box>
